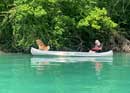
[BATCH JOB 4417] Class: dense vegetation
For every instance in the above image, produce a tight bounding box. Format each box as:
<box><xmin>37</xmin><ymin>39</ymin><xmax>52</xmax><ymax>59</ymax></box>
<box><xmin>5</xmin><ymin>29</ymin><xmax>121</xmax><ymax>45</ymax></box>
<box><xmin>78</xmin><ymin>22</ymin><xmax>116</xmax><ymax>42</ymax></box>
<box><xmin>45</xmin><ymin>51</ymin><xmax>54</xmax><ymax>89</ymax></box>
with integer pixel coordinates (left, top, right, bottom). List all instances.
<box><xmin>0</xmin><ymin>0</ymin><xmax>130</xmax><ymax>52</ymax></box>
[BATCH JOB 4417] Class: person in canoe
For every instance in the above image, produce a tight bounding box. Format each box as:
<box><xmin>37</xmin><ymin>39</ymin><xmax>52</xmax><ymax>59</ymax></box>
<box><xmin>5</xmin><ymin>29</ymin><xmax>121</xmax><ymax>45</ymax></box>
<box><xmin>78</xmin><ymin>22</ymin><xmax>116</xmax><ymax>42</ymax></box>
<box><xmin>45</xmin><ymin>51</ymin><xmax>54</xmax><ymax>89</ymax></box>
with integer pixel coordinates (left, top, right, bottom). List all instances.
<box><xmin>89</xmin><ymin>40</ymin><xmax>102</xmax><ymax>53</ymax></box>
<box><xmin>36</xmin><ymin>39</ymin><xmax>50</xmax><ymax>51</ymax></box>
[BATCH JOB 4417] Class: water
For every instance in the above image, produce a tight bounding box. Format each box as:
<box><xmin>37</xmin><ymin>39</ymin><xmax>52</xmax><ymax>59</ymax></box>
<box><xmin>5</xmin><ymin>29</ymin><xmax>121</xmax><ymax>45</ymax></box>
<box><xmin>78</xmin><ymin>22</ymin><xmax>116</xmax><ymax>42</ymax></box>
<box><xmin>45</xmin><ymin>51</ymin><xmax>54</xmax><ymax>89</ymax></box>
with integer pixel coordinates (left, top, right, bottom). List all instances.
<box><xmin>0</xmin><ymin>53</ymin><xmax>130</xmax><ymax>93</ymax></box>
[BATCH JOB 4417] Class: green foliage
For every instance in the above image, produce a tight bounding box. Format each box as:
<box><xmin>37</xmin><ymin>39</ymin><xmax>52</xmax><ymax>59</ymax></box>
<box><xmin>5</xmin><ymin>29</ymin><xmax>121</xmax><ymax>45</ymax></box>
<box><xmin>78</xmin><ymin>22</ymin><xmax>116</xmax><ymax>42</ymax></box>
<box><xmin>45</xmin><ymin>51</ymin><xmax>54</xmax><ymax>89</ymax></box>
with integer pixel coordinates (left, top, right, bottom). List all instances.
<box><xmin>9</xmin><ymin>0</ymin><xmax>47</xmax><ymax>49</ymax></box>
<box><xmin>0</xmin><ymin>0</ymin><xmax>121</xmax><ymax>52</ymax></box>
<box><xmin>97</xmin><ymin>0</ymin><xmax>130</xmax><ymax>39</ymax></box>
<box><xmin>78</xmin><ymin>7</ymin><xmax>117</xmax><ymax>30</ymax></box>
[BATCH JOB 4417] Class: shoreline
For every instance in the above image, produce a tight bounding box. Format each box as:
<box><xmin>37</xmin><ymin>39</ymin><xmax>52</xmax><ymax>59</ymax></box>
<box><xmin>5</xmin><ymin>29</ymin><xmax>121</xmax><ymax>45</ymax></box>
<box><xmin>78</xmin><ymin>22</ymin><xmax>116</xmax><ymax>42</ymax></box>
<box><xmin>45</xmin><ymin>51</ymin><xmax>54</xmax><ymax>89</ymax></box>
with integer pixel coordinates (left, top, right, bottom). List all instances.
<box><xmin>0</xmin><ymin>50</ymin><xmax>5</xmax><ymax>54</ymax></box>
<box><xmin>0</xmin><ymin>49</ymin><xmax>130</xmax><ymax>54</ymax></box>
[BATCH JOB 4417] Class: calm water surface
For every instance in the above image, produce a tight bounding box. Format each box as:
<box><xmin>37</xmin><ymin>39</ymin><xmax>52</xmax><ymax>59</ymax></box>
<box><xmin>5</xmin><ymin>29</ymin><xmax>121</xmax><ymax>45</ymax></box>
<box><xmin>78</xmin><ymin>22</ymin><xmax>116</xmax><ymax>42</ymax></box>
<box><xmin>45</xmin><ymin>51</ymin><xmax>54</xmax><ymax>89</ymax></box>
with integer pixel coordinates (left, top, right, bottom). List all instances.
<box><xmin>0</xmin><ymin>53</ymin><xmax>130</xmax><ymax>93</ymax></box>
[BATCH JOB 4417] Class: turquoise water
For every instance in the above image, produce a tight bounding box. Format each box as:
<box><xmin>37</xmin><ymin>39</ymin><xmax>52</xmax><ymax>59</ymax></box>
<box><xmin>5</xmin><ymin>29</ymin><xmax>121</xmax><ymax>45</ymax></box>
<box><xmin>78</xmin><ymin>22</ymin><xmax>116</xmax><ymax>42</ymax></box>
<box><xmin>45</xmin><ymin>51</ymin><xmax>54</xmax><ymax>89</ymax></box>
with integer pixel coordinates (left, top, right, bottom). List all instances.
<box><xmin>0</xmin><ymin>53</ymin><xmax>130</xmax><ymax>93</ymax></box>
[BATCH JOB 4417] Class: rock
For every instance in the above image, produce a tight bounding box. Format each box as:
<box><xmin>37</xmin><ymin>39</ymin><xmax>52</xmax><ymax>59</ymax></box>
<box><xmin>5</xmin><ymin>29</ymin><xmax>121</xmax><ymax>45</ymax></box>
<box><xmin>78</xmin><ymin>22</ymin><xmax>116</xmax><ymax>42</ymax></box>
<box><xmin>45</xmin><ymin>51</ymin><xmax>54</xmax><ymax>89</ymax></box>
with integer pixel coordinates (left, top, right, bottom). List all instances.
<box><xmin>0</xmin><ymin>50</ymin><xmax>5</xmax><ymax>54</ymax></box>
<box><xmin>111</xmin><ymin>32</ymin><xmax>130</xmax><ymax>52</ymax></box>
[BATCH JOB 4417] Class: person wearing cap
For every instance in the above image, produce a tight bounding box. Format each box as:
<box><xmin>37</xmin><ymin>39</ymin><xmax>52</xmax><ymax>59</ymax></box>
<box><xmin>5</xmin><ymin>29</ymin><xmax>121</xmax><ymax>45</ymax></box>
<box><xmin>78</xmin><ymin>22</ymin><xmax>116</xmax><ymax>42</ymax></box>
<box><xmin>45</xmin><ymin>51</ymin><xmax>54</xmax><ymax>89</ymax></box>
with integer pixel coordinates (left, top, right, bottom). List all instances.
<box><xmin>89</xmin><ymin>40</ymin><xmax>102</xmax><ymax>52</ymax></box>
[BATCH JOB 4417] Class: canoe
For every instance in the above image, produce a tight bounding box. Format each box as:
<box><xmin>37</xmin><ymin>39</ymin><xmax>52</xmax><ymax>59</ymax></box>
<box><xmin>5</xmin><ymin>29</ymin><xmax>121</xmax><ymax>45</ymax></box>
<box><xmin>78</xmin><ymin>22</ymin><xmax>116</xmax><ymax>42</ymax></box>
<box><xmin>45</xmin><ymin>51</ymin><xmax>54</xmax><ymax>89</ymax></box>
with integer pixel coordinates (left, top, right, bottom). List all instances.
<box><xmin>31</xmin><ymin>47</ymin><xmax>113</xmax><ymax>57</ymax></box>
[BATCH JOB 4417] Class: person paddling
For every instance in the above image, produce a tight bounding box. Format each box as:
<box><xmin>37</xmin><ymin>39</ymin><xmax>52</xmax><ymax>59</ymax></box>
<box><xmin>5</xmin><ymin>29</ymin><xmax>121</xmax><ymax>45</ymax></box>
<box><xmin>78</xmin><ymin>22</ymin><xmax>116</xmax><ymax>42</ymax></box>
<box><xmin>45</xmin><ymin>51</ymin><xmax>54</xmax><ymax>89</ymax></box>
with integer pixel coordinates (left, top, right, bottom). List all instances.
<box><xmin>89</xmin><ymin>40</ymin><xmax>102</xmax><ymax>53</ymax></box>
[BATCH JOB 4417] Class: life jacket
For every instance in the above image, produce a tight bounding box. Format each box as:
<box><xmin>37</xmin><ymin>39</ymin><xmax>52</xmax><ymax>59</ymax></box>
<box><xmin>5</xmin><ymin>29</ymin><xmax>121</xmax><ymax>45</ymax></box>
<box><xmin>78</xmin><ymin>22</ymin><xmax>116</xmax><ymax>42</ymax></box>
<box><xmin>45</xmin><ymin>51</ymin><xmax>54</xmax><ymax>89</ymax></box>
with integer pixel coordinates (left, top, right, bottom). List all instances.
<box><xmin>91</xmin><ymin>45</ymin><xmax>102</xmax><ymax>52</ymax></box>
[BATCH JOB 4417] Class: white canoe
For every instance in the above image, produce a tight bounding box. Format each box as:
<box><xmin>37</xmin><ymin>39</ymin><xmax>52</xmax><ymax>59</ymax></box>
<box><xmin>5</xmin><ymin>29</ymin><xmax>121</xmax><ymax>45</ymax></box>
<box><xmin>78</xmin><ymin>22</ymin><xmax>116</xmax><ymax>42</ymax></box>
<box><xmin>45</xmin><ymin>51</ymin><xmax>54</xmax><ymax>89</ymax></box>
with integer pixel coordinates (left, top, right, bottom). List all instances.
<box><xmin>31</xmin><ymin>47</ymin><xmax>113</xmax><ymax>57</ymax></box>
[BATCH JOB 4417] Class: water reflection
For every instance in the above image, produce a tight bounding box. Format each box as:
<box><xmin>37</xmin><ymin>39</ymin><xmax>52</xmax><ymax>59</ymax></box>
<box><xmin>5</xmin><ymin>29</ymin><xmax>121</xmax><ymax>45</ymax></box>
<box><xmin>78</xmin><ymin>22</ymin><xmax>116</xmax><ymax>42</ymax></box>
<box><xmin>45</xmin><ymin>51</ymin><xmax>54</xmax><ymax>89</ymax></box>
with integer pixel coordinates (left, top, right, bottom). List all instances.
<box><xmin>31</xmin><ymin>61</ymin><xmax>49</xmax><ymax>71</ymax></box>
<box><xmin>95</xmin><ymin>62</ymin><xmax>103</xmax><ymax>80</ymax></box>
<box><xmin>30</xmin><ymin>57</ymin><xmax>113</xmax><ymax>71</ymax></box>
<box><xmin>31</xmin><ymin>57</ymin><xmax>113</xmax><ymax>63</ymax></box>
<box><xmin>113</xmin><ymin>53</ymin><xmax>130</xmax><ymax>66</ymax></box>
